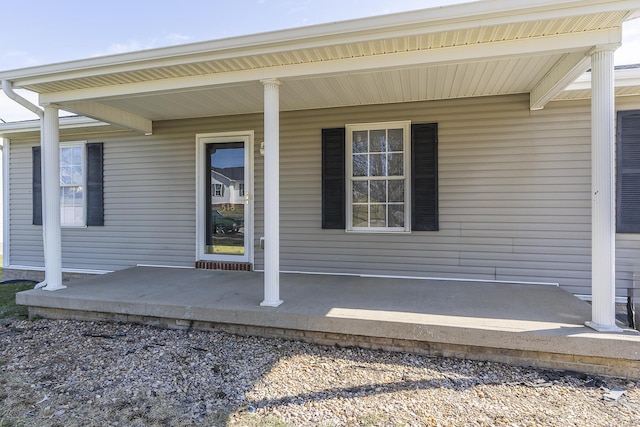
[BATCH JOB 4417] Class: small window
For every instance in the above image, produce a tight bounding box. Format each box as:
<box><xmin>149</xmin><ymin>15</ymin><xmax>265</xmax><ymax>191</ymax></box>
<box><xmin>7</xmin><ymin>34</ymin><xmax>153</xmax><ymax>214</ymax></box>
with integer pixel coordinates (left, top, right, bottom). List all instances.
<box><xmin>214</xmin><ymin>183</ymin><xmax>223</xmax><ymax>197</ymax></box>
<box><xmin>346</xmin><ymin>121</ymin><xmax>411</xmax><ymax>232</ymax></box>
<box><xmin>239</xmin><ymin>183</ymin><xmax>245</xmax><ymax>197</ymax></box>
<box><xmin>33</xmin><ymin>142</ymin><xmax>104</xmax><ymax>227</ymax></box>
<box><xmin>60</xmin><ymin>143</ymin><xmax>86</xmax><ymax>227</ymax></box>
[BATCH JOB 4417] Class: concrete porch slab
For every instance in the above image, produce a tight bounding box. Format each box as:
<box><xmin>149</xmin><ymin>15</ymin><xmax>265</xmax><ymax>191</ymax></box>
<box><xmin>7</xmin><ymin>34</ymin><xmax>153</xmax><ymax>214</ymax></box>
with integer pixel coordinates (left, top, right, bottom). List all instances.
<box><xmin>16</xmin><ymin>266</ymin><xmax>640</xmax><ymax>378</ymax></box>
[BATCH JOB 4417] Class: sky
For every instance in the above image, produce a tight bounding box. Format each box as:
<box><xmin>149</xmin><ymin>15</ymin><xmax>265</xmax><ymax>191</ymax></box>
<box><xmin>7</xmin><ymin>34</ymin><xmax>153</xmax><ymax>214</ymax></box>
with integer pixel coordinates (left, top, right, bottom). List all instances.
<box><xmin>1</xmin><ymin>0</ymin><xmax>639</xmax><ymax>123</ymax></box>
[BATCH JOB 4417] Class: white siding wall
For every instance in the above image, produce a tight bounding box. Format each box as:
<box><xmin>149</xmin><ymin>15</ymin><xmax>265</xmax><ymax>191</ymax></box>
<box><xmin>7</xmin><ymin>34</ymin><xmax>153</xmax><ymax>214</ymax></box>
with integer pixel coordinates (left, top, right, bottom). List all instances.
<box><xmin>279</xmin><ymin>95</ymin><xmax>595</xmax><ymax>294</ymax></box>
<box><xmin>6</xmin><ymin>93</ymin><xmax>640</xmax><ymax>295</ymax></box>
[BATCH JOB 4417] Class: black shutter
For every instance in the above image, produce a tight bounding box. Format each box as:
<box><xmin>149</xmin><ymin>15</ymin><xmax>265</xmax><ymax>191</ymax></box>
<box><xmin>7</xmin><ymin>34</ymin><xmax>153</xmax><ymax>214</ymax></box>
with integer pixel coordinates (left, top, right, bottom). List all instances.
<box><xmin>411</xmin><ymin>123</ymin><xmax>438</xmax><ymax>231</ymax></box>
<box><xmin>322</xmin><ymin>128</ymin><xmax>346</xmax><ymax>229</ymax></box>
<box><xmin>32</xmin><ymin>147</ymin><xmax>42</xmax><ymax>225</ymax></box>
<box><xmin>617</xmin><ymin>111</ymin><xmax>640</xmax><ymax>233</ymax></box>
<box><xmin>86</xmin><ymin>143</ymin><xmax>104</xmax><ymax>226</ymax></box>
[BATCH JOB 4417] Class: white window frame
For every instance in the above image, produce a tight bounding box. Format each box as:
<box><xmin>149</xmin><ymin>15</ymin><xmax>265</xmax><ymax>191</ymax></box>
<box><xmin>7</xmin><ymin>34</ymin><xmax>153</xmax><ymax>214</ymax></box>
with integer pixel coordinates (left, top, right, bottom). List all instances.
<box><xmin>346</xmin><ymin>121</ymin><xmax>411</xmax><ymax>233</ymax></box>
<box><xmin>214</xmin><ymin>183</ymin><xmax>223</xmax><ymax>197</ymax></box>
<box><xmin>59</xmin><ymin>141</ymin><xmax>87</xmax><ymax>228</ymax></box>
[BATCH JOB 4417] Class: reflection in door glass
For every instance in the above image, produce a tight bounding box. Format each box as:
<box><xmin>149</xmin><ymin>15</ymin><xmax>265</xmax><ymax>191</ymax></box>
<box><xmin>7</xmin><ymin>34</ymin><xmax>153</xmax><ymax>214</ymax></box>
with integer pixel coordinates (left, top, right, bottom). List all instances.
<box><xmin>205</xmin><ymin>142</ymin><xmax>245</xmax><ymax>256</ymax></box>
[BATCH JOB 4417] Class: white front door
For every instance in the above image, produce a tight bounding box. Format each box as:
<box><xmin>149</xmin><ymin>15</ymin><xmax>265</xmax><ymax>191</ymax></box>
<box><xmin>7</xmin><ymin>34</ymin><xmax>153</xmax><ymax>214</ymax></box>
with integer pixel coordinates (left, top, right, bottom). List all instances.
<box><xmin>196</xmin><ymin>132</ymin><xmax>253</xmax><ymax>263</ymax></box>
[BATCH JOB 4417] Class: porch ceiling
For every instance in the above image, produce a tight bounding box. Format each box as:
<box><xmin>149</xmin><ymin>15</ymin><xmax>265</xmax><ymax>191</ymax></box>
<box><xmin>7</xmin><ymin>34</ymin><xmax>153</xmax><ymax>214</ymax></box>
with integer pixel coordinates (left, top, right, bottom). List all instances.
<box><xmin>91</xmin><ymin>55</ymin><xmax>570</xmax><ymax>121</ymax></box>
<box><xmin>1</xmin><ymin>0</ymin><xmax>639</xmax><ymax>131</ymax></box>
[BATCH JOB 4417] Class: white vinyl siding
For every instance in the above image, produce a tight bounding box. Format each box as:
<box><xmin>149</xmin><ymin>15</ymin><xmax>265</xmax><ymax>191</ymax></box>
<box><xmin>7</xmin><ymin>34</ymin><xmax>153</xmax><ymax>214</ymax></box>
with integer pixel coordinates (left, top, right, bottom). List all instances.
<box><xmin>277</xmin><ymin>95</ymin><xmax>596</xmax><ymax>295</ymax></box>
<box><xmin>6</xmin><ymin>93</ymin><xmax>640</xmax><ymax>296</ymax></box>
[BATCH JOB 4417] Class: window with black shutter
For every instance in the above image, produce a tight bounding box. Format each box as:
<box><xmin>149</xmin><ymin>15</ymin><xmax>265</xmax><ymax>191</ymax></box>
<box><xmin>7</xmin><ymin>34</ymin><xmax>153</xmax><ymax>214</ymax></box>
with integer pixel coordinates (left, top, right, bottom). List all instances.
<box><xmin>617</xmin><ymin>110</ymin><xmax>640</xmax><ymax>233</ymax></box>
<box><xmin>321</xmin><ymin>122</ymin><xmax>438</xmax><ymax>232</ymax></box>
<box><xmin>32</xmin><ymin>142</ymin><xmax>104</xmax><ymax>226</ymax></box>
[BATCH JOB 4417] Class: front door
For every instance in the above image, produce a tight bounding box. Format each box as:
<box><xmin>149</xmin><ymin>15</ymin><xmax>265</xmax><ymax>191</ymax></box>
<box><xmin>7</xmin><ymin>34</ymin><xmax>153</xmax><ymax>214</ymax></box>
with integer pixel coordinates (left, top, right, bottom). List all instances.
<box><xmin>197</xmin><ymin>132</ymin><xmax>253</xmax><ymax>263</ymax></box>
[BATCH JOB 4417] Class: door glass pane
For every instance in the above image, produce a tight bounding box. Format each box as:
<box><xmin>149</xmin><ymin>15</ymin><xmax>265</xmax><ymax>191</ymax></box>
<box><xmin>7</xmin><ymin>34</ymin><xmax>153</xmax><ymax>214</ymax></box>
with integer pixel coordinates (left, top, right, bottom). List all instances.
<box><xmin>205</xmin><ymin>142</ymin><xmax>245</xmax><ymax>256</ymax></box>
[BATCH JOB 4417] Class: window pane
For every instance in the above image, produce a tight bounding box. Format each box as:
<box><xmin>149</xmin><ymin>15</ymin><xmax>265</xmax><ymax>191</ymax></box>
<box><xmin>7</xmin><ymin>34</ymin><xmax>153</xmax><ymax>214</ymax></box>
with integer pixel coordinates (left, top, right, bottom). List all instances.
<box><xmin>60</xmin><ymin>147</ymin><xmax>72</xmax><ymax>166</ymax></box>
<box><xmin>388</xmin><ymin>180</ymin><xmax>404</xmax><ymax>202</ymax></box>
<box><xmin>352</xmin><ymin>181</ymin><xmax>368</xmax><ymax>203</ymax></box>
<box><xmin>369</xmin><ymin>153</ymin><xmax>385</xmax><ymax>176</ymax></box>
<box><xmin>71</xmin><ymin>165</ymin><xmax>83</xmax><ymax>185</ymax></box>
<box><xmin>353</xmin><ymin>131</ymin><xmax>368</xmax><ymax>154</ymax></box>
<box><xmin>60</xmin><ymin>147</ymin><xmax>84</xmax><ymax>185</ymax></box>
<box><xmin>60</xmin><ymin>166</ymin><xmax>73</xmax><ymax>185</ymax></box>
<box><xmin>370</xmin><ymin>204</ymin><xmax>386</xmax><ymax>227</ymax></box>
<box><xmin>370</xmin><ymin>130</ymin><xmax>386</xmax><ymax>152</ymax></box>
<box><xmin>388</xmin><ymin>129</ymin><xmax>403</xmax><ymax>151</ymax></box>
<box><xmin>370</xmin><ymin>180</ymin><xmax>386</xmax><ymax>203</ymax></box>
<box><xmin>387</xmin><ymin>152</ymin><xmax>403</xmax><ymax>176</ymax></box>
<box><xmin>389</xmin><ymin>204</ymin><xmax>404</xmax><ymax>227</ymax></box>
<box><xmin>71</xmin><ymin>146</ymin><xmax>82</xmax><ymax>164</ymax></box>
<box><xmin>353</xmin><ymin>154</ymin><xmax>368</xmax><ymax>177</ymax></box>
<box><xmin>352</xmin><ymin>204</ymin><xmax>368</xmax><ymax>227</ymax></box>
<box><xmin>61</xmin><ymin>186</ymin><xmax>84</xmax><ymax>226</ymax></box>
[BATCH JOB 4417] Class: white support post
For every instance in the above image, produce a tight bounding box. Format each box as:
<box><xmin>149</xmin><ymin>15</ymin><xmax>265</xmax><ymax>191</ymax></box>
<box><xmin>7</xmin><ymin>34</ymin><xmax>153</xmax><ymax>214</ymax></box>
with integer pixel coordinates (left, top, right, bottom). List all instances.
<box><xmin>42</xmin><ymin>105</ymin><xmax>65</xmax><ymax>291</ymax></box>
<box><xmin>260</xmin><ymin>79</ymin><xmax>283</xmax><ymax>307</ymax></box>
<box><xmin>586</xmin><ymin>46</ymin><xmax>619</xmax><ymax>332</ymax></box>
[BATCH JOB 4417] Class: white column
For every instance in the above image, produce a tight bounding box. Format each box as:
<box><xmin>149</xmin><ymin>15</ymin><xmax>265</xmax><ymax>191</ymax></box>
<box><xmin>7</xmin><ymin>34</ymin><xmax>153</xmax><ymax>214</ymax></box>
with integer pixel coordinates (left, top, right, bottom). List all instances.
<box><xmin>42</xmin><ymin>105</ymin><xmax>65</xmax><ymax>291</ymax></box>
<box><xmin>261</xmin><ymin>79</ymin><xmax>282</xmax><ymax>307</ymax></box>
<box><xmin>586</xmin><ymin>46</ymin><xmax>619</xmax><ymax>331</ymax></box>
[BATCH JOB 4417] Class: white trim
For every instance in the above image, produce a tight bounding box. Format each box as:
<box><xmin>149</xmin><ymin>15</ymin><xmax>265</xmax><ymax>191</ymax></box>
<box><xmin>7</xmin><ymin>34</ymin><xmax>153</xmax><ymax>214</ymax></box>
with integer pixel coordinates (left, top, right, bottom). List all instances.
<box><xmin>136</xmin><ymin>264</ymin><xmax>195</xmax><ymax>269</ymax></box>
<box><xmin>195</xmin><ymin>131</ymin><xmax>254</xmax><ymax>264</ymax></box>
<box><xmin>271</xmin><ymin>269</ymin><xmax>561</xmax><ymax>286</ymax></box>
<box><xmin>576</xmin><ymin>294</ymin><xmax>628</xmax><ymax>304</ymax></box>
<box><xmin>5</xmin><ymin>264</ymin><xmax>111</xmax><ymax>275</ymax></box>
<box><xmin>346</xmin><ymin>120</ymin><xmax>411</xmax><ymax>233</ymax></box>
<box><xmin>2</xmin><ymin>138</ymin><xmax>10</xmax><ymax>267</ymax></box>
<box><xmin>0</xmin><ymin>116</ymin><xmax>111</xmax><ymax>138</ymax></box>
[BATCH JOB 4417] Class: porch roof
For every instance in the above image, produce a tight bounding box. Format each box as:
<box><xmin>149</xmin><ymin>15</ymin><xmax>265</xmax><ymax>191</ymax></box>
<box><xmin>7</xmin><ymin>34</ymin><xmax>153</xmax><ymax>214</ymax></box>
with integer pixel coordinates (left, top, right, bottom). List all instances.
<box><xmin>1</xmin><ymin>0</ymin><xmax>640</xmax><ymax>133</ymax></box>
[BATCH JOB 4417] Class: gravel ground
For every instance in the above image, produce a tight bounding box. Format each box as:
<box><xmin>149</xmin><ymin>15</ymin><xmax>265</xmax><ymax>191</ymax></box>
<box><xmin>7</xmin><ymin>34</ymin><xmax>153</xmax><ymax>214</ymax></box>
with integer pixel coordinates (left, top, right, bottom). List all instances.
<box><xmin>0</xmin><ymin>319</ymin><xmax>638</xmax><ymax>426</ymax></box>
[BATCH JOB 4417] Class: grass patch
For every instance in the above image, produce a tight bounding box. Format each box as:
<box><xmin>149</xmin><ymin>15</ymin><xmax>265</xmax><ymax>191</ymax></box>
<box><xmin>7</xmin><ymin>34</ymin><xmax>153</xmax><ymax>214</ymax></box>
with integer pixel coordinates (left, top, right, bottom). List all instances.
<box><xmin>0</xmin><ymin>282</ymin><xmax>34</xmax><ymax>320</ymax></box>
<box><xmin>0</xmin><ymin>255</ymin><xmax>37</xmax><ymax>320</ymax></box>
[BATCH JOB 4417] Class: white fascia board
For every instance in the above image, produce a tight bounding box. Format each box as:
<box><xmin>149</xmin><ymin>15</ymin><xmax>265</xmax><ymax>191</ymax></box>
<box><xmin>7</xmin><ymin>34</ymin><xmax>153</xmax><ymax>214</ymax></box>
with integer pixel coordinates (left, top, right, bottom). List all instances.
<box><xmin>63</xmin><ymin>101</ymin><xmax>152</xmax><ymax>134</ymax></box>
<box><xmin>42</xmin><ymin>29</ymin><xmax>618</xmax><ymax>105</ymax></box>
<box><xmin>530</xmin><ymin>51</ymin><xmax>593</xmax><ymax>110</ymax></box>
<box><xmin>0</xmin><ymin>115</ymin><xmax>108</xmax><ymax>137</ymax></box>
<box><xmin>2</xmin><ymin>0</ymin><xmax>638</xmax><ymax>88</ymax></box>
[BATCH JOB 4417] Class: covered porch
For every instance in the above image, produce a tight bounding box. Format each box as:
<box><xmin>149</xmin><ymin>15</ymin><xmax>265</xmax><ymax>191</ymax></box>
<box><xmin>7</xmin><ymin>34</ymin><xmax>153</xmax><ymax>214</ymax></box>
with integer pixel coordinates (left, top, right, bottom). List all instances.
<box><xmin>16</xmin><ymin>267</ymin><xmax>640</xmax><ymax>379</ymax></box>
<box><xmin>3</xmin><ymin>0</ymin><xmax>640</xmax><ymax>336</ymax></box>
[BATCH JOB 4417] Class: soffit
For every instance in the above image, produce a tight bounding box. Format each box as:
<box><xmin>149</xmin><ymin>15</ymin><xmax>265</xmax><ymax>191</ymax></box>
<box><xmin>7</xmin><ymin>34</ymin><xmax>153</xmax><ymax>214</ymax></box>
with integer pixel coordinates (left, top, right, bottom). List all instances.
<box><xmin>18</xmin><ymin>12</ymin><xmax>626</xmax><ymax>95</ymax></box>
<box><xmin>98</xmin><ymin>55</ymin><xmax>564</xmax><ymax>121</ymax></box>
